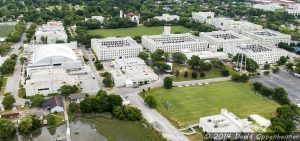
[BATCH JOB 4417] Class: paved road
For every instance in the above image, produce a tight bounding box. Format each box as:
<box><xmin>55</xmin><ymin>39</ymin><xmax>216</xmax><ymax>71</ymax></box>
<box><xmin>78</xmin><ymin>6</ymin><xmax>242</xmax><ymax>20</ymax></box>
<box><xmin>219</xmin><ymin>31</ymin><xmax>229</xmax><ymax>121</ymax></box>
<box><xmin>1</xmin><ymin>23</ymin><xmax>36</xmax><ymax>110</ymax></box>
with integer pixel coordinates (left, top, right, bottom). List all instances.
<box><xmin>63</xmin><ymin>97</ymin><xmax>71</xmax><ymax>141</ymax></box>
<box><xmin>173</xmin><ymin>77</ymin><xmax>231</xmax><ymax>86</ymax></box>
<box><xmin>125</xmin><ymin>92</ymin><xmax>189</xmax><ymax>141</ymax></box>
<box><xmin>252</xmin><ymin>71</ymin><xmax>300</xmax><ymax>104</ymax></box>
<box><xmin>79</xmin><ymin>46</ymin><xmax>103</xmax><ymax>89</ymax></box>
<box><xmin>4</xmin><ymin>22</ymin><xmax>31</xmax><ymax>105</ymax></box>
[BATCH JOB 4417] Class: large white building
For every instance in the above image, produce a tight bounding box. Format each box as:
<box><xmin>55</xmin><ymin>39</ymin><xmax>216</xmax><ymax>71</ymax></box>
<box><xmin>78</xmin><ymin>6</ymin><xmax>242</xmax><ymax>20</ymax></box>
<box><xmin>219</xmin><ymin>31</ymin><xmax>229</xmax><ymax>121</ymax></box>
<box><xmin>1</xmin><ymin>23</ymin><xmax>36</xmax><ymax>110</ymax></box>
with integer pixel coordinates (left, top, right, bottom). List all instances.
<box><xmin>224</xmin><ymin>43</ymin><xmax>288</xmax><ymax>65</ymax></box>
<box><xmin>85</xmin><ymin>16</ymin><xmax>105</xmax><ymax>23</ymax></box>
<box><xmin>142</xmin><ymin>26</ymin><xmax>211</xmax><ymax>53</ymax></box>
<box><xmin>191</xmin><ymin>11</ymin><xmax>214</xmax><ymax>23</ymax></box>
<box><xmin>208</xmin><ymin>17</ymin><xmax>263</xmax><ymax>33</ymax></box>
<box><xmin>241</xmin><ymin>29</ymin><xmax>291</xmax><ymax>46</ymax></box>
<box><xmin>253</xmin><ymin>3</ymin><xmax>283</xmax><ymax>11</ymax></box>
<box><xmin>108</xmin><ymin>58</ymin><xmax>159</xmax><ymax>87</ymax></box>
<box><xmin>199</xmin><ymin>31</ymin><xmax>252</xmax><ymax>49</ymax></box>
<box><xmin>154</xmin><ymin>14</ymin><xmax>180</xmax><ymax>21</ymax></box>
<box><xmin>24</xmin><ymin>42</ymin><xmax>98</xmax><ymax>96</ymax></box>
<box><xmin>24</xmin><ymin>42</ymin><xmax>81</xmax><ymax>75</ymax></box>
<box><xmin>91</xmin><ymin>37</ymin><xmax>143</xmax><ymax>60</ymax></box>
<box><xmin>34</xmin><ymin>21</ymin><xmax>68</xmax><ymax>44</ymax></box>
<box><xmin>199</xmin><ymin>109</ymin><xmax>253</xmax><ymax>134</ymax></box>
<box><xmin>286</xmin><ymin>4</ymin><xmax>300</xmax><ymax>15</ymax></box>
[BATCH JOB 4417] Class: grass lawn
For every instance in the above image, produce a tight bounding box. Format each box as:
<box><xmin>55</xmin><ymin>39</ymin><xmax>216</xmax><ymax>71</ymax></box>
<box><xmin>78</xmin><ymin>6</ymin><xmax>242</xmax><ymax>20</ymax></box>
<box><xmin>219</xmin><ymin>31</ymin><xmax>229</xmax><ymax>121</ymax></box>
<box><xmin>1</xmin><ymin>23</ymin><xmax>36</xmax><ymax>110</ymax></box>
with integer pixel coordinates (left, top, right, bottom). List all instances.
<box><xmin>79</xmin><ymin>117</ymin><xmax>166</xmax><ymax>141</ymax></box>
<box><xmin>142</xmin><ymin>81</ymin><xmax>280</xmax><ymax>128</ymax></box>
<box><xmin>87</xmin><ymin>26</ymin><xmax>191</xmax><ymax>37</ymax></box>
<box><xmin>172</xmin><ymin>63</ymin><xmax>238</xmax><ymax>81</ymax></box>
<box><xmin>47</xmin><ymin>112</ymin><xmax>66</xmax><ymax>128</ymax></box>
<box><xmin>0</xmin><ymin>24</ymin><xmax>15</xmax><ymax>37</ymax></box>
<box><xmin>0</xmin><ymin>77</ymin><xmax>7</xmax><ymax>96</ymax></box>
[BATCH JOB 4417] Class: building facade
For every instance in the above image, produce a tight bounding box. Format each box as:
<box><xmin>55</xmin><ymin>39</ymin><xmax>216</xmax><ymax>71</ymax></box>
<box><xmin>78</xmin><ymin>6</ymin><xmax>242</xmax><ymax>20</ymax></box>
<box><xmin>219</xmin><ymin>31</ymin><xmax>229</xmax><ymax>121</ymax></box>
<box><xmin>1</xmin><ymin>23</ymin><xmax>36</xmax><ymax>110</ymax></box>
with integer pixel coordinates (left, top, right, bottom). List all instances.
<box><xmin>241</xmin><ymin>29</ymin><xmax>291</xmax><ymax>46</ymax></box>
<box><xmin>192</xmin><ymin>11</ymin><xmax>214</xmax><ymax>23</ymax></box>
<box><xmin>34</xmin><ymin>21</ymin><xmax>68</xmax><ymax>44</ymax></box>
<box><xmin>142</xmin><ymin>26</ymin><xmax>211</xmax><ymax>53</ymax></box>
<box><xmin>91</xmin><ymin>37</ymin><xmax>143</xmax><ymax>60</ymax></box>
<box><xmin>224</xmin><ymin>43</ymin><xmax>288</xmax><ymax>65</ymax></box>
<box><xmin>199</xmin><ymin>31</ymin><xmax>253</xmax><ymax>49</ymax></box>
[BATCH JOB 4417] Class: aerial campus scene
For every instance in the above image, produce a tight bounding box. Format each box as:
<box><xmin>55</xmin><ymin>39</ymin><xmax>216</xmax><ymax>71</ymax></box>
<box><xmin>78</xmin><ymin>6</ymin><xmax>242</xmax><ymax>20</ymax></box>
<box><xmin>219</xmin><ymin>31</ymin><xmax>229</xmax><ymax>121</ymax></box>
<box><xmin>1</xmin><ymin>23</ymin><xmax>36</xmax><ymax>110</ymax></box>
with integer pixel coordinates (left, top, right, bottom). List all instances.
<box><xmin>0</xmin><ymin>0</ymin><xmax>300</xmax><ymax>141</ymax></box>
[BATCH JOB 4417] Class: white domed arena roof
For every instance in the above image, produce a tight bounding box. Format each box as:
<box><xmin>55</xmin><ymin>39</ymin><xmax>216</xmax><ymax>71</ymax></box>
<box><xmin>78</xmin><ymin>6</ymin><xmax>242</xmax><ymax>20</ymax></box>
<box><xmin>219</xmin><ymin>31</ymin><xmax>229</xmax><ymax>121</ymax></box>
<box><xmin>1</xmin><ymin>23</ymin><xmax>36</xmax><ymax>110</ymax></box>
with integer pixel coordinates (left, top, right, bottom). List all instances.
<box><xmin>33</xmin><ymin>44</ymin><xmax>76</xmax><ymax>64</ymax></box>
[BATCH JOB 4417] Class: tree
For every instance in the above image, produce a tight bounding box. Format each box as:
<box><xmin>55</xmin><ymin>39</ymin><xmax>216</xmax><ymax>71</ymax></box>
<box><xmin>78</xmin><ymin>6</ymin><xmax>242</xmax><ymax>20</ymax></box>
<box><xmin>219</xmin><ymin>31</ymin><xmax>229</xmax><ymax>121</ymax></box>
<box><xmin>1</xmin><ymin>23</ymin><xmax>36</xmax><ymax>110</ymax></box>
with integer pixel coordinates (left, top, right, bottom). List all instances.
<box><xmin>200</xmin><ymin>72</ymin><xmax>206</xmax><ymax>78</ymax></box>
<box><xmin>94</xmin><ymin>60</ymin><xmax>103</xmax><ymax>70</ymax></box>
<box><xmin>145</xmin><ymin>95</ymin><xmax>157</xmax><ymax>108</ymax></box>
<box><xmin>138</xmin><ymin>51</ymin><xmax>149</xmax><ymax>61</ymax></box>
<box><xmin>191</xmin><ymin>71</ymin><xmax>198</xmax><ymax>79</ymax></box>
<box><xmin>30</xmin><ymin>95</ymin><xmax>44</xmax><ymax>107</ymax></box>
<box><xmin>69</xmin><ymin>103</ymin><xmax>80</xmax><ymax>113</ymax></box>
<box><xmin>272</xmin><ymin>87</ymin><xmax>290</xmax><ymax>105</ymax></box>
<box><xmin>188</xmin><ymin>55</ymin><xmax>200</xmax><ymax>69</ymax></box>
<box><xmin>47</xmin><ymin>115</ymin><xmax>56</xmax><ymax>127</ymax></box>
<box><xmin>108</xmin><ymin>94</ymin><xmax>123</xmax><ymax>111</ymax></box>
<box><xmin>0</xmin><ymin>58</ymin><xmax>16</xmax><ymax>75</ymax></box>
<box><xmin>103</xmin><ymin>76</ymin><xmax>114</xmax><ymax>88</ymax></box>
<box><xmin>272</xmin><ymin>67</ymin><xmax>280</xmax><ymax>73</ymax></box>
<box><xmin>286</xmin><ymin>62</ymin><xmax>294</xmax><ymax>71</ymax></box>
<box><xmin>175</xmin><ymin>70</ymin><xmax>180</xmax><ymax>77</ymax></box>
<box><xmin>240</xmin><ymin>74</ymin><xmax>249</xmax><ymax>82</ymax></box>
<box><xmin>253</xmin><ymin>82</ymin><xmax>263</xmax><ymax>91</ymax></box>
<box><xmin>2</xmin><ymin>95</ymin><xmax>15</xmax><ymax>109</ymax></box>
<box><xmin>163</xmin><ymin>77</ymin><xmax>173</xmax><ymax>89</ymax></box>
<box><xmin>264</xmin><ymin>63</ymin><xmax>271</xmax><ymax>70</ymax></box>
<box><xmin>264</xmin><ymin>71</ymin><xmax>270</xmax><ymax>75</ymax></box>
<box><xmin>58</xmin><ymin>85</ymin><xmax>79</xmax><ymax>96</ymax></box>
<box><xmin>97</xmin><ymin>89</ymin><xmax>107</xmax><ymax>96</ymax></box>
<box><xmin>211</xmin><ymin>59</ymin><xmax>224</xmax><ymax>69</ymax></box>
<box><xmin>277</xmin><ymin>56</ymin><xmax>287</xmax><ymax>66</ymax></box>
<box><xmin>18</xmin><ymin>117</ymin><xmax>33</xmax><ymax>134</ymax></box>
<box><xmin>112</xmin><ymin>106</ymin><xmax>142</xmax><ymax>121</ymax></box>
<box><xmin>172</xmin><ymin>52</ymin><xmax>187</xmax><ymax>64</ymax></box>
<box><xmin>151</xmin><ymin>49</ymin><xmax>164</xmax><ymax>62</ymax></box>
<box><xmin>221</xmin><ymin>69</ymin><xmax>229</xmax><ymax>76</ymax></box>
<box><xmin>0</xmin><ymin>119</ymin><xmax>16</xmax><ymax>141</ymax></box>
<box><xmin>80</xmin><ymin>96</ymin><xmax>102</xmax><ymax>113</ymax></box>
<box><xmin>246</xmin><ymin>58</ymin><xmax>259</xmax><ymax>72</ymax></box>
<box><xmin>184</xmin><ymin>71</ymin><xmax>188</xmax><ymax>78</ymax></box>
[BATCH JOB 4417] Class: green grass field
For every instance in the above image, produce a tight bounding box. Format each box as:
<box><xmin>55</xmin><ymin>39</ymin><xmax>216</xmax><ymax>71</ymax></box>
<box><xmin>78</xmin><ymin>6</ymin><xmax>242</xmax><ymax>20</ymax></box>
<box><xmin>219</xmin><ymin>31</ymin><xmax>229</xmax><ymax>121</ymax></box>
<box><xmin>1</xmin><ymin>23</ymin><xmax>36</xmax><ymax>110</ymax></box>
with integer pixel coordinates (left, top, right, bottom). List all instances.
<box><xmin>142</xmin><ymin>81</ymin><xmax>279</xmax><ymax>128</ymax></box>
<box><xmin>87</xmin><ymin>26</ymin><xmax>191</xmax><ymax>37</ymax></box>
<box><xmin>0</xmin><ymin>24</ymin><xmax>15</xmax><ymax>37</ymax></box>
<box><xmin>79</xmin><ymin>117</ymin><xmax>166</xmax><ymax>141</ymax></box>
<box><xmin>172</xmin><ymin>64</ymin><xmax>238</xmax><ymax>81</ymax></box>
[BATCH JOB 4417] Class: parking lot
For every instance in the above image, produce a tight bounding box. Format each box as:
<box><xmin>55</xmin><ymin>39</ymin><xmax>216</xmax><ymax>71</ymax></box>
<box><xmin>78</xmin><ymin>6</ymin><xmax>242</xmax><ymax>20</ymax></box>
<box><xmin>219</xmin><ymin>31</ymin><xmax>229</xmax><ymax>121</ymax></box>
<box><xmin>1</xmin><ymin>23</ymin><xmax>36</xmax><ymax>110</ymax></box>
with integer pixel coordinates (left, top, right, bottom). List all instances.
<box><xmin>252</xmin><ymin>71</ymin><xmax>300</xmax><ymax>105</ymax></box>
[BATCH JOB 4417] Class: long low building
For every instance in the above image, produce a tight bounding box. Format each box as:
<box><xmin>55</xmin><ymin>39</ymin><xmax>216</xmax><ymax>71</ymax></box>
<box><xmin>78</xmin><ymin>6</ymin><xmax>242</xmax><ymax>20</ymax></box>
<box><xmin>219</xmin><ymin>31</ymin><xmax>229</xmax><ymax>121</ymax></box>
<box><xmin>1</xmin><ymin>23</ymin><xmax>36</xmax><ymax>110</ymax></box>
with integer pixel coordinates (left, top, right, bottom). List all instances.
<box><xmin>34</xmin><ymin>21</ymin><xmax>68</xmax><ymax>44</ymax></box>
<box><xmin>24</xmin><ymin>42</ymin><xmax>98</xmax><ymax>96</ymax></box>
<box><xmin>199</xmin><ymin>31</ymin><xmax>252</xmax><ymax>49</ymax></box>
<box><xmin>207</xmin><ymin>17</ymin><xmax>263</xmax><ymax>33</ymax></box>
<box><xmin>142</xmin><ymin>26</ymin><xmax>212</xmax><ymax>53</ymax></box>
<box><xmin>91</xmin><ymin>37</ymin><xmax>143</xmax><ymax>60</ymax></box>
<box><xmin>181</xmin><ymin>49</ymin><xmax>228</xmax><ymax>60</ymax></box>
<box><xmin>108</xmin><ymin>58</ymin><xmax>159</xmax><ymax>87</ymax></box>
<box><xmin>241</xmin><ymin>29</ymin><xmax>291</xmax><ymax>46</ymax></box>
<box><xmin>224</xmin><ymin>43</ymin><xmax>288</xmax><ymax>65</ymax></box>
